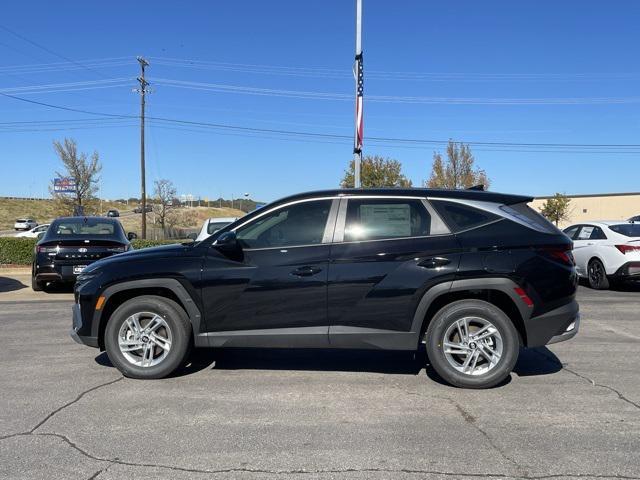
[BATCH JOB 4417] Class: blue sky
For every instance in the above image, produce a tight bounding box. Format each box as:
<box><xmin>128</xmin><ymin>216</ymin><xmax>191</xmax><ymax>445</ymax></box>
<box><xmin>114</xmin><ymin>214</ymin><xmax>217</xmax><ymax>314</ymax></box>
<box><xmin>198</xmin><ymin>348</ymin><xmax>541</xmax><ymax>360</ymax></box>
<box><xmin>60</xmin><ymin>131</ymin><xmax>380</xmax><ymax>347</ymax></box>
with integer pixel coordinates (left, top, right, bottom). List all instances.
<box><xmin>1</xmin><ymin>1</ymin><xmax>639</xmax><ymax>202</ymax></box>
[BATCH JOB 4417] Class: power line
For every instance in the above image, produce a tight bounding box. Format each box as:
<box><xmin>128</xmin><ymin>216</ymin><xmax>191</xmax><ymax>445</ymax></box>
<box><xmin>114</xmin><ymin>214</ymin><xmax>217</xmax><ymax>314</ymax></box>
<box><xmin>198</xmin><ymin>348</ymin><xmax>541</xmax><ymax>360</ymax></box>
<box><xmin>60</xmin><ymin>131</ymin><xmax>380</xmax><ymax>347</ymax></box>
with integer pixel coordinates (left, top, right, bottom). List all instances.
<box><xmin>2</xmin><ymin>90</ymin><xmax>640</xmax><ymax>152</ymax></box>
<box><xmin>151</xmin><ymin>77</ymin><xmax>640</xmax><ymax>105</ymax></box>
<box><xmin>149</xmin><ymin>56</ymin><xmax>640</xmax><ymax>82</ymax></box>
<box><xmin>0</xmin><ymin>24</ymin><xmax>112</xmax><ymax>79</ymax></box>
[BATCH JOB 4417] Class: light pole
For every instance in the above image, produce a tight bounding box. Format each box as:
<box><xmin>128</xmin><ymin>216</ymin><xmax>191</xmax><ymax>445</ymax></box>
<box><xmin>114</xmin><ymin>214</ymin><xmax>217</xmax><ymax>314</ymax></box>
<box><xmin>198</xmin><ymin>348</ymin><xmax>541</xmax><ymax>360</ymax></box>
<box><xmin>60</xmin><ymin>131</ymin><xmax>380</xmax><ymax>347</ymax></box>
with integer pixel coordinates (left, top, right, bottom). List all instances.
<box><xmin>241</xmin><ymin>193</ymin><xmax>249</xmax><ymax>212</ymax></box>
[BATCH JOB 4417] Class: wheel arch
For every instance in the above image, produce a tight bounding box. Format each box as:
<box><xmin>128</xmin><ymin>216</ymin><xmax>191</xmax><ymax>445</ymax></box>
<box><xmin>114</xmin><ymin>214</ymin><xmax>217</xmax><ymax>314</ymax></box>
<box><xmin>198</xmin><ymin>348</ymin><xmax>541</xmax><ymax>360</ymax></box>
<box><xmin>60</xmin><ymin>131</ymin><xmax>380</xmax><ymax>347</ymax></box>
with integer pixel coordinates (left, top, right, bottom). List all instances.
<box><xmin>92</xmin><ymin>278</ymin><xmax>203</xmax><ymax>350</ymax></box>
<box><xmin>412</xmin><ymin>278</ymin><xmax>530</xmax><ymax>347</ymax></box>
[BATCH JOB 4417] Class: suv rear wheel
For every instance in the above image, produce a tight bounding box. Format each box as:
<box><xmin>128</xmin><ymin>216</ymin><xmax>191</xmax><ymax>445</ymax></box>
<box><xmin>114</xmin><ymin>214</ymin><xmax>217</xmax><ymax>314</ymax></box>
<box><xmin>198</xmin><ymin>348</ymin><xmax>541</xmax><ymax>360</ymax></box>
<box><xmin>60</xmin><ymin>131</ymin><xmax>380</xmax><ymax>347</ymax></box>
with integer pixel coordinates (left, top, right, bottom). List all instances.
<box><xmin>425</xmin><ymin>299</ymin><xmax>519</xmax><ymax>389</ymax></box>
<box><xmin>105</xmin><ymin>295</ymin><xmax>192</xmax><ymax>379</ymax></box>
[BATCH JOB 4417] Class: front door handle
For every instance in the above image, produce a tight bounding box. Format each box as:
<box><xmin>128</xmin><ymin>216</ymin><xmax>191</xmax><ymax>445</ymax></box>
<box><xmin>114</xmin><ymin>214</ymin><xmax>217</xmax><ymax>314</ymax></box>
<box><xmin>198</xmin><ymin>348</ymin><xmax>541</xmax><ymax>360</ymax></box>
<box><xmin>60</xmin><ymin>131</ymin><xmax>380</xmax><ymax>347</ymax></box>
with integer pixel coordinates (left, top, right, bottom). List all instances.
<box><xmin>418</xmin><ymin>257</ymin><xmax>451</xmax><ymax>269</ymax></box>
<box><xmin>291</xmin><ymin>266</ymin><xmax>322</xmax><ymax>277</ymax></box>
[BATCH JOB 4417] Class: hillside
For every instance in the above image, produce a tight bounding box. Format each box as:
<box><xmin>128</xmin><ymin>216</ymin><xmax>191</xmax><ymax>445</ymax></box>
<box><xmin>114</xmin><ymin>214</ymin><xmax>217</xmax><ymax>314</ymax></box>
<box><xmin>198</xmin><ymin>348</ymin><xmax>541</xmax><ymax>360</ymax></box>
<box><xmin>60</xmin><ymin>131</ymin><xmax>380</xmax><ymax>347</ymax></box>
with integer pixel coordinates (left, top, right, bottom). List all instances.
<box><xmin>0</xmin><ymin>198</ymin><xmax>245</xmax><ymax>233</ymax></box>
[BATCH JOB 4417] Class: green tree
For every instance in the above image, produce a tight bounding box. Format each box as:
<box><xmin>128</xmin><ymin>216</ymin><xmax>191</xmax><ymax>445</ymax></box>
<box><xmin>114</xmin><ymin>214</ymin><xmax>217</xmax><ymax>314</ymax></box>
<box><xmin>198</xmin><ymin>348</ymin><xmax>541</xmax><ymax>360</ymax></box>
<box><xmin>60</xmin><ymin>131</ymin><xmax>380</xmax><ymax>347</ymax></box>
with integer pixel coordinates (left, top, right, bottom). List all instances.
<box><xmin>426</xmin><ymin>140</ymin><xmax>490</xmax><ymax>189</ymax></box>
<box><xmin>341</xmin><ymin>155</ymin><xmax>412</xmax><ymax>188</ymax></box>
<box><xmin>540</xmin><ymin>193</ymin><xmax>572</xmax><ymax>226</ymax></box>
<box><xmin>50</xmin><ymin>138</ymin><xmax>102</xmax><ymax>215</ymax></box>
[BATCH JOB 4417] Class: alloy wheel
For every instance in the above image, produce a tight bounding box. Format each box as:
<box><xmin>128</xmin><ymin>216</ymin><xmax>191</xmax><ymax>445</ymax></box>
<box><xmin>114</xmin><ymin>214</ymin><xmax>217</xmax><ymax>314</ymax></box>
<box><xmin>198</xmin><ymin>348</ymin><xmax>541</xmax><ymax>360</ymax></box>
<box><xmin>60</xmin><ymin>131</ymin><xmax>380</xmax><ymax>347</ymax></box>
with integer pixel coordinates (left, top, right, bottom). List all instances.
<box><xmin>117</xmin><ymin>311</ymin><xmax>173</xmax><ymax>367</ymax></box>
<box><xmin>589</xmin><ymin>261</ymin><xmax>605</xmax><ymax>288</ymax></box>
<box><xmin>442</xmin><ymin>316</ymin><xmax>503</xmax><ymax>376</ymax></box>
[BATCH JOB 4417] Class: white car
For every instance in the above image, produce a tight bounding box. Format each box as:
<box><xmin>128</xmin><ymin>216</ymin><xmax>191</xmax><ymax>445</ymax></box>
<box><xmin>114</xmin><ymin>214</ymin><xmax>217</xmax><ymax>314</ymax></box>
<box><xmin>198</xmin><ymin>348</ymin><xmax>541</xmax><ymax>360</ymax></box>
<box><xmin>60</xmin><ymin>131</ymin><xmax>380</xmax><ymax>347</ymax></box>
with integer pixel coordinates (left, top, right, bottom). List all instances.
<box><xmin>563</xmin><ymin>221</ymin><xmax>640</xmax><ymax>289</ymax></box>
<box><xmin>15</xmin><ymin>223</ymin><xmax>50</xmax><ymax>238</ymax></box>
<box><xmin>195</xmin><ymin>217</ymin><xmax>239</xmax><ymax>241</ymax></box>
<box><xmin>14</xmin><ymin>218</ymin><xmax>37</xmax><ymax>231</ymax></box>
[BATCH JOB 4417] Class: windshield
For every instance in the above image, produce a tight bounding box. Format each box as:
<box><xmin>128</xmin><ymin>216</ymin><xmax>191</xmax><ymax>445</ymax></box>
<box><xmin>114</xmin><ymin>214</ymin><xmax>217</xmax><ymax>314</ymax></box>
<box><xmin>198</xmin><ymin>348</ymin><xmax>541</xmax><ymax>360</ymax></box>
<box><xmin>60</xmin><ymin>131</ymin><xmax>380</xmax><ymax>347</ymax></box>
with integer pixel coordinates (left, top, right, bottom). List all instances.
<box><xmin>207</xmin><ymin>221</ymin><xmax>232</xmax><ymax>235</ymax></box>
<box><xmin>609</xmin><ymin>224</ymin><xmax>640</xmax><ymax>237</ymax></box>
<box><xmin>49</xmin><ymin>219</ymin><xmax>122</xmax><ymax>237</ymax></box>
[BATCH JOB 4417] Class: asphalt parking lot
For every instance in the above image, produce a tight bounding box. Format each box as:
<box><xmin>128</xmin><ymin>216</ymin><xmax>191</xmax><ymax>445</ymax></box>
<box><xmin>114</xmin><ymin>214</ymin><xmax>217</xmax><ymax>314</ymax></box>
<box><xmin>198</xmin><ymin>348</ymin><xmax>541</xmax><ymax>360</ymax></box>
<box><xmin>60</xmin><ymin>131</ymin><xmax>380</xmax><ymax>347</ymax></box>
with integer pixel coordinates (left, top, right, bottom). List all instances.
<box><xmin>0</xmin><ymin>270</ymin><xmax>638</xmax><ymax>480</ymax></box>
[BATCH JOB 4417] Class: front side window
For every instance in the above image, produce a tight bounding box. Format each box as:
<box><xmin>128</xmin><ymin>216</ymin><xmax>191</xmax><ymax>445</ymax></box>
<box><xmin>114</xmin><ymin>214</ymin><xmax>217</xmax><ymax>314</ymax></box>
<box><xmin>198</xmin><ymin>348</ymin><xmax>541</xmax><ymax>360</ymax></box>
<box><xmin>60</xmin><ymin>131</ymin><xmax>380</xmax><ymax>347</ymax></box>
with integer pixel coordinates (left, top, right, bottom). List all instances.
<box><xmin>563</xmin><ymin>226</ymin><xmax>580</xmax><ymax>239</ymax></box>
<box><xmin>235</xmin><ymin>200</ymin><xmax>332</xmax><ymax>249</ymax></box>
<box><xmin>344</xmin><ymin>199</ymin><xmax>431</xmax><ymax>241</ymax></box>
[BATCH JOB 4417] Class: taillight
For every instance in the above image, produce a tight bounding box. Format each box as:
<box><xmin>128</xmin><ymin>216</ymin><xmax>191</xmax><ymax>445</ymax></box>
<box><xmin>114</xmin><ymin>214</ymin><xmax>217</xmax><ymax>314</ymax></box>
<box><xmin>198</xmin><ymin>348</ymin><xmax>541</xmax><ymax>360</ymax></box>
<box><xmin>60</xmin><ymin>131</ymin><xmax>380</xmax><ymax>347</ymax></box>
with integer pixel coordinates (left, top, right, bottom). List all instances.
<box><xmin>36</xmin><ymin>246</ymin><xmax>57</xmax><ymax>253</ymax></box>
<box><xmin>539</xmin><ymin>246</ymin><xmax>575</xmax><ymax>266</ymax></box>
<box><xmin>615</xmin><ymin>244</ymin><xmax>640</xmax><ymax>254</ymax></box>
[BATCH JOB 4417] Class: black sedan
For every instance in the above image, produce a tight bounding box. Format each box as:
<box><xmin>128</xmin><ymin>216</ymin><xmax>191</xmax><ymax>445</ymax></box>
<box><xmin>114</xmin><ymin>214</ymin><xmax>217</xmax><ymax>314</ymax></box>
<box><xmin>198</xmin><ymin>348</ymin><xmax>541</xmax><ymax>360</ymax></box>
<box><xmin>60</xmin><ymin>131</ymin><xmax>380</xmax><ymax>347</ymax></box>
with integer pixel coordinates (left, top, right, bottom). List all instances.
<box><xmin>32</xmin><ymin>217</ymin><xmax>136</xmax><ymax>291</ymax></box>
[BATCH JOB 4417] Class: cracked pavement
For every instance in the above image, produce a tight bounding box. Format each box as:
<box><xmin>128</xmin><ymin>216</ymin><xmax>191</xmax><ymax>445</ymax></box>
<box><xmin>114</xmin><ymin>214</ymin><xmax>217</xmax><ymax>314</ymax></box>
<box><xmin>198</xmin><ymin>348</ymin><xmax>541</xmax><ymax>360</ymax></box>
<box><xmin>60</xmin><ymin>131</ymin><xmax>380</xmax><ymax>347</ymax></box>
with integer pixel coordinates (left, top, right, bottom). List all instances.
<box><xmin>0</xmin><ymin>281</ymin><xmax>638</xmax><ymax>479</ymax></box>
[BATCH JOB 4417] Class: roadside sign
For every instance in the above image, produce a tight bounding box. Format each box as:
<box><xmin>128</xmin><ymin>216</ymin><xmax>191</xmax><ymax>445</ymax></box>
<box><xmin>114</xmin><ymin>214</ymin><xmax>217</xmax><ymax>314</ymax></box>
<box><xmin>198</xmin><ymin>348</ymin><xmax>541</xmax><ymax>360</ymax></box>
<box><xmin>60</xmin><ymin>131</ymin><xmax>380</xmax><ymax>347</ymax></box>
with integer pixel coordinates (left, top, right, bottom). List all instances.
<box><xmin>53</xmin><ymin>177</ymin><xmax>76</xmax><ymax>193</ymax></box>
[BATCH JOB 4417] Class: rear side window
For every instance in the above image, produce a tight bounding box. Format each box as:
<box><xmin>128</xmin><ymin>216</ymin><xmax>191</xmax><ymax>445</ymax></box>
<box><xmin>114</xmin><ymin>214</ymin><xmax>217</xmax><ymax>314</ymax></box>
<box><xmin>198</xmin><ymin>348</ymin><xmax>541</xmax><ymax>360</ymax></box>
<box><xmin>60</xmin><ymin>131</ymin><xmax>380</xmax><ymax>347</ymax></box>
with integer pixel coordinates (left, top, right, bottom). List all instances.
<box><xmin>576</xmin><ymin>226</ymin><xmax>594</xmax><ymax>240</ymax></box>
<box><xmin>431</xmin><ymin>201</ymin><xmax>498</xmax><ymax>233</ymax></box>
<box><xmin>609</xmin><ymin>224</ymin><xmax>640</xmax><ymax>237</ymax></box>
<box><xmin>344</xmin><ymin>199</ymin><xmax>431</xmax><ymax>241</ymax></box>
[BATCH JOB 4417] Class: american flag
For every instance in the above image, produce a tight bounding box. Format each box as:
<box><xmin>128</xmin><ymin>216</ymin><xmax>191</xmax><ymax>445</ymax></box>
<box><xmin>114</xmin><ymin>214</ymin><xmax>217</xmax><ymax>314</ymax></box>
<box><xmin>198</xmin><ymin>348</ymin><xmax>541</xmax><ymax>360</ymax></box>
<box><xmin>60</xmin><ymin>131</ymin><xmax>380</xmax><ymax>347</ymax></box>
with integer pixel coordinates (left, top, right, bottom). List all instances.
<box><xmin>354</xmin><ymin>53</ymin><xmax>364</xmax><ymax>152</ymax></box>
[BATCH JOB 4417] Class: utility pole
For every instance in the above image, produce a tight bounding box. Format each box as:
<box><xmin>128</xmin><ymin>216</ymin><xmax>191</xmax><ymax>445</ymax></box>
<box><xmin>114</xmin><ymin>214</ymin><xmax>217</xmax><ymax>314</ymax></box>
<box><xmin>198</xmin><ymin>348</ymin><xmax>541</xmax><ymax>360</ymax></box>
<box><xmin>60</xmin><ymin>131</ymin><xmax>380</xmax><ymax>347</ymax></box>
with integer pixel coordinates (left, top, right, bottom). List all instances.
<box><xmin>136</xmin><ymin>56</ymin><xmax>150</xmax><ymax>239</ymax></box>
<box><xmin>353</xmin><ymin>0</ymin><xmax>364</xmax><ymax>188</ymax></box>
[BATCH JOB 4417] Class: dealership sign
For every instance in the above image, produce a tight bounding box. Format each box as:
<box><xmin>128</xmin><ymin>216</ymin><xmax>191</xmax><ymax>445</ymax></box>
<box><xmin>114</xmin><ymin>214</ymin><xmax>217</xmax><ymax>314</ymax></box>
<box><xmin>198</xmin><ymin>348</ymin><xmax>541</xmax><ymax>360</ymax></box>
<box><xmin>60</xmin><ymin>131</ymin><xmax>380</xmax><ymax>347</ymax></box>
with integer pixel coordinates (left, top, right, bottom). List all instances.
<box><xmin>53</xmin><ymin>177</ymin><xmax>76</xmax><ymax>193</ymax></box>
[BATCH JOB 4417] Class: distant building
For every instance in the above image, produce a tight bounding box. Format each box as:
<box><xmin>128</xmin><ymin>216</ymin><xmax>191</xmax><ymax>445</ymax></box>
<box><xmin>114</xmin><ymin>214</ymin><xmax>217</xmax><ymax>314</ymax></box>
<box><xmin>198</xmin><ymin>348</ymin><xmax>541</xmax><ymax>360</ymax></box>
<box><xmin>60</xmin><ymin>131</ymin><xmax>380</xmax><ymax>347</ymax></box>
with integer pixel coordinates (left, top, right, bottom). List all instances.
<box><xmin>530</xmin><ymin>192</ymin><xmax>640</xmax><ymax>228</ymax></box>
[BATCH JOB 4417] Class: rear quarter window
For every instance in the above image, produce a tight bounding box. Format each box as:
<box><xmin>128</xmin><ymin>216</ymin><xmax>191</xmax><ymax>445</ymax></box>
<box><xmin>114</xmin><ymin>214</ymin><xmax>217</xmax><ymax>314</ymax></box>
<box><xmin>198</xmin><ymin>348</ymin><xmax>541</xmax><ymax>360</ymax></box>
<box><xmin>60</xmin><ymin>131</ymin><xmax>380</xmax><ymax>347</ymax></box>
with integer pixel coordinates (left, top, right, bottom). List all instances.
<box><xmin>431</xmin><ymin>201</ymin><xmax>498</xmax><ymax>233</ymax></box>
<box><xmin>499</xmin><ymin>203</ymin><xmax>559</xmax><ymax>234</ymax></box>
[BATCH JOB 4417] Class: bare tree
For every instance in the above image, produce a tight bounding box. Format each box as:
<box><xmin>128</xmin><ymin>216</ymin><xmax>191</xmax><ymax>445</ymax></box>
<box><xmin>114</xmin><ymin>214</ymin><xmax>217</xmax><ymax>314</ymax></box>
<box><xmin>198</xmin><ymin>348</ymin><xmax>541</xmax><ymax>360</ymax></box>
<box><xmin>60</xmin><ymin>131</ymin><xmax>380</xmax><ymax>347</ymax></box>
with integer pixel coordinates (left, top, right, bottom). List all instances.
<box><xmin>153</xmin><ymin>179</ymin><xmax>177</xmax><ymax>231</ymax></box>
<box><xmin>426</xmin><ymin>141</ymin><xmax>490</xmax><ymax>189</ymax></box>
<box><xmin>50</xmin><ymin>138</ymin><xmax>102</xmax><ymax>215</ymax></box>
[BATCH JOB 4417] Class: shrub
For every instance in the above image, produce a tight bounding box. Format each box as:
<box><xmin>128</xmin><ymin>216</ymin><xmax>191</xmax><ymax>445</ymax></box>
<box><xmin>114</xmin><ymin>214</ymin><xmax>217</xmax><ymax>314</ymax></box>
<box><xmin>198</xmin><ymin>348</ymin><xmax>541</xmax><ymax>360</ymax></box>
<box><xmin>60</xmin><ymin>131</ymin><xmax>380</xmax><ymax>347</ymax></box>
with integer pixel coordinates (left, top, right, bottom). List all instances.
<box><xmin>131</xmin><ymin>239</ymin><xmax>185</xmax><ymax>249</ymax></box>
<box><xmin>0</xmin><ymin>237</ymin><xmax>185</xmax><ymax>265</ymax></box>
<box><xmin>0</xmin><ymin>237</ymin><xmax>37</xmax><ymax>265</ymax></box>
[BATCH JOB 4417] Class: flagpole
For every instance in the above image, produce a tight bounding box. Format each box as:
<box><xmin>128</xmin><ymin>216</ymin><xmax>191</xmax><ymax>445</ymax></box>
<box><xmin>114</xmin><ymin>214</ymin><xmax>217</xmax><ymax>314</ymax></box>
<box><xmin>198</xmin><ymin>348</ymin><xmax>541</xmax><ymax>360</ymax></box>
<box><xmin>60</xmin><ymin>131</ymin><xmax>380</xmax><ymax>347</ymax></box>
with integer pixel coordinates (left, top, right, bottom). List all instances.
<box><xmin>353</xmin><ymin>0</ymin><xmax>363</xmax><ymax>188</ymax></box>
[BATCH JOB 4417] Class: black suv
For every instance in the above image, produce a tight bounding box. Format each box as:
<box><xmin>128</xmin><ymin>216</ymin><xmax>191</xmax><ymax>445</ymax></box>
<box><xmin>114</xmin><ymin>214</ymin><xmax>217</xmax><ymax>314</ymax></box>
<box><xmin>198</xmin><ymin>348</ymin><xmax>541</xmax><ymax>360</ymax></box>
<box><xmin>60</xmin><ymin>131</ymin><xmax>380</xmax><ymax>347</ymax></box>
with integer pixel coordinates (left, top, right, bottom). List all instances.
<box><xmin>71</xmin><ymin>189</ymin><xmax>579</xmax><ymax>388</ymax></box>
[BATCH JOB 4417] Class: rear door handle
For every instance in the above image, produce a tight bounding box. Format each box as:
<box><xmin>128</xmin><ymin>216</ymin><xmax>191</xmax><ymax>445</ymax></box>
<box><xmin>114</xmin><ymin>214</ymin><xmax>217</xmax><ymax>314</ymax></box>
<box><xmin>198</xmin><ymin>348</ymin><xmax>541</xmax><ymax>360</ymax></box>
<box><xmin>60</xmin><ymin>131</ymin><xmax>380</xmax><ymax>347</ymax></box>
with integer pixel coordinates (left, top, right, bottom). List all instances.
<box><xmin>418</xmin><ymin>257</ymin><xmax>451</xmax><ymax>269</ymax></box>
<box><xmin>291</xmin><ymin>266</ymin><xmax>322</xmax><ymax>277</ymax></box>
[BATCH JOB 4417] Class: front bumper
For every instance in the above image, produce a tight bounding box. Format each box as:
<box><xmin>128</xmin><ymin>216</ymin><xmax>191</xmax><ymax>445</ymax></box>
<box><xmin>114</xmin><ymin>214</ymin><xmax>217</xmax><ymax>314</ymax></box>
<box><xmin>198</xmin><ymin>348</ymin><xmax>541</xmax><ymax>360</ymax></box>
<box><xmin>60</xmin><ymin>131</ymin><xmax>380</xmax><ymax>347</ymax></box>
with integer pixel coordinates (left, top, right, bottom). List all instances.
<box><xmin>524</xmin><ymin>300</ymin><xmax>580</xmax><ymax>347</ymax></box>
<box><xmin>70</xmin><ymin>304</ymin><xmax>98</xmax><ymax>348</ymax></box>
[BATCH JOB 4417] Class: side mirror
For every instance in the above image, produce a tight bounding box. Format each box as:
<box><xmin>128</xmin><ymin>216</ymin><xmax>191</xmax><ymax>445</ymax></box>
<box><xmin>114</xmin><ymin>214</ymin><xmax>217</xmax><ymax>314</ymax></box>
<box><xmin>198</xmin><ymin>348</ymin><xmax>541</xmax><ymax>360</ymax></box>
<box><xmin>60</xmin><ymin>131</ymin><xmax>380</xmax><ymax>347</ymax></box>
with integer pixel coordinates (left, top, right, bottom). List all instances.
<box><xmin>127</xmin><ymin>232</ymin><xmax>138</xmax><ymax>240</ymax></box>
<box><xmin>186</xmin><ymin>232</ymin><xmax>197</xmax><ymax>241</ymax></box>
<box><xmin>214</xmin><ymin>231</ymin><xmax>239</xmax><ymax>250</ymax></box>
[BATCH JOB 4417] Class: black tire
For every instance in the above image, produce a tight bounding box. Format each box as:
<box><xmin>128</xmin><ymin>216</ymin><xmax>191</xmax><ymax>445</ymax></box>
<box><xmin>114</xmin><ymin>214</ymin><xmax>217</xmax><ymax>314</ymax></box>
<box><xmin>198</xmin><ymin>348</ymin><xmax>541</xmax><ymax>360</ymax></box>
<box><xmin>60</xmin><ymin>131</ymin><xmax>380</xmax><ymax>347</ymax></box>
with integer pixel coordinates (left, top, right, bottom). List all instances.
<box><xmin>425</xmin><ymin>299</ymin><xmax>519</xmax><ymax>389</ymax></box>
<box><xmin>105</xmin><ymin>295</ymin><xmax>192</xmax><ymax>379</ymax></box>
<box><xmin>588</xmin><ymin>259</ymin><xmax>610</xmax><ymax>290</ymax></box>
<box><xmin>31</xmin><ymin>276</ymin><xmax>44</xmax><ymax>291</ymax></box>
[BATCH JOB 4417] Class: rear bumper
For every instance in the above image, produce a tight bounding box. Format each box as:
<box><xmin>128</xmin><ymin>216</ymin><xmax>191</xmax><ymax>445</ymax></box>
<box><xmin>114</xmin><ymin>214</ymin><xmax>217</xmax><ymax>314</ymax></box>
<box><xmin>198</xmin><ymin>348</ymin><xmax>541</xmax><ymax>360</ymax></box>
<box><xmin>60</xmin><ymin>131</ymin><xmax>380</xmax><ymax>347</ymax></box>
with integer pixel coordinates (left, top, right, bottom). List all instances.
<box><xmin>70</xmin><ymin>304</ymin><xmax>98</xmax><ymax>348</ymax></box>
<box><xmin>524</xmin><ymin>300</ymin><xmax>580</xmax><ymax>347</ymax></box>
<box><xmin>36</xmin><ymin>262</ymin><xmax>93</xmax><ymax>283</ymax></box>
<box><xmin>612</xmin><ymin>262</ymin><xmax>640</xmax><ymax>281</ymax></box>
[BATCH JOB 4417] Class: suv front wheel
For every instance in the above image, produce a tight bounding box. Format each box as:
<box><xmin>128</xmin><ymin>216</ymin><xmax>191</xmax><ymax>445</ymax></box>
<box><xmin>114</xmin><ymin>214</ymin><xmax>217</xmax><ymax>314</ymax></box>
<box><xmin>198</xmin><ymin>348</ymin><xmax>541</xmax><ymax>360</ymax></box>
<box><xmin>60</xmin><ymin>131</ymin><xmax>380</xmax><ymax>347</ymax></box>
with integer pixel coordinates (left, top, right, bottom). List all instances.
<box><xmin>105</xmin><ymin>295</ymin><xmax>192</xmax><ymax>379</ymax></box>
<box><xmin>425</xmin><ymin>299</ymin><xmax>519</xmax><ymax>389</ymax></box>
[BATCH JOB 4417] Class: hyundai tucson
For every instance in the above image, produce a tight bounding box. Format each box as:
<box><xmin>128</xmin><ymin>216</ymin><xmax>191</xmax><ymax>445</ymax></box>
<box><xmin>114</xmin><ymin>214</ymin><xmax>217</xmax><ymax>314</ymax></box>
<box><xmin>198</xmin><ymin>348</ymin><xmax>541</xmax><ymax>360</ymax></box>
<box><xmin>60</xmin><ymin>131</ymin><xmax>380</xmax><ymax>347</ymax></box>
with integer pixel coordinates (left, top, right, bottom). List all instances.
<box><xmin>71</xmin><ymin>189</ymin><xmax>579</xmax><ymax>389</ymax></box>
